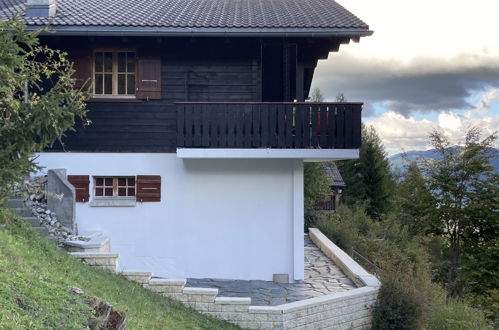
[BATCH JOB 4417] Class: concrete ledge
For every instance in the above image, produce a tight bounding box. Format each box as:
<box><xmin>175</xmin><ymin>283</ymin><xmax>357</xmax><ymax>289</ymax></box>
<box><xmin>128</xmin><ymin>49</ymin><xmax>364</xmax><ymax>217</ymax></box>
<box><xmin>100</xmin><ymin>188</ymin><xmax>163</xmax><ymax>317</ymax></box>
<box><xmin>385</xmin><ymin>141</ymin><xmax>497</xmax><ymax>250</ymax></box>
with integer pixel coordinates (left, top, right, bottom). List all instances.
<box><xmin>308</xmin><ymin>227</ymin><xmax>380</xmax><ymax>288</ymax></box>
<box><xmin>89</xmin><ymin>199</ymin><xmax>136</xmax><ymax>207</ymax></box>
<box><xmin>149</xmin><ymin>278</ymin><xmax>186</xmax><ymax>286</ymax></box>
<box><xmin>70</xmin><ymin>252</ymin><xmax>119</xmax><ymax>272</ymax></box>
<box><xmin>121</xmin><ymin>271</ymin><xmax>153</xmax><ymax>284</ymax></box>
<box><xmin>64</xmin><ymin>236</ymin><xmax>110</xmax><ymax>252</ymax></box>
<box><xmin>215</xmin><ymin>297</ymin><xmax>251</xmax><ymax>305</ymax></box>
<box><xmin>177</xmin><ymin>148</ymin><xmax>359</xmax><ymax>161</ymax></box>
<box><xmin>183</xmin><ymin>287</ymin><xmax>219</xmax><ymax>295</ymax></box>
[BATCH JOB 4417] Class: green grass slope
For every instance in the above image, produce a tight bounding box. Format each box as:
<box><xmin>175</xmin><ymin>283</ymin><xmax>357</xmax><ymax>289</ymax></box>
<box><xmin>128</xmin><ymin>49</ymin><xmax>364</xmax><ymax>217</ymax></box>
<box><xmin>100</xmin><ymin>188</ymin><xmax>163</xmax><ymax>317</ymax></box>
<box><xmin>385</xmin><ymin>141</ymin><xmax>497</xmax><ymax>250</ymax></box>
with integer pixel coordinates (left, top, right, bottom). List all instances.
<box><xmin>0</xmin><ymin>205</ymin><xmax>239</xmax><ymax>330</ymax></box>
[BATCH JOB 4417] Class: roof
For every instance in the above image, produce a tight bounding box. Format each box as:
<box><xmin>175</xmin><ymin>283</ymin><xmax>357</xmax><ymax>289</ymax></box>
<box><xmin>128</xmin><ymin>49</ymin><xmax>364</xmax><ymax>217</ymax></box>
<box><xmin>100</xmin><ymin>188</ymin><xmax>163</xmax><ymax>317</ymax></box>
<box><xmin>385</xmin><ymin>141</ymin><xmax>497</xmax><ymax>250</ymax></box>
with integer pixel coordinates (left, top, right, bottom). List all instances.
<box><xmin>324</xmin><ymin>163</ymin><xmax>345</xmax><ymax>187</ymax></box>
<box><xmin>0</xmin><ymin>0</ymin><xmax>370</xmax><ymax>36</ymax></box>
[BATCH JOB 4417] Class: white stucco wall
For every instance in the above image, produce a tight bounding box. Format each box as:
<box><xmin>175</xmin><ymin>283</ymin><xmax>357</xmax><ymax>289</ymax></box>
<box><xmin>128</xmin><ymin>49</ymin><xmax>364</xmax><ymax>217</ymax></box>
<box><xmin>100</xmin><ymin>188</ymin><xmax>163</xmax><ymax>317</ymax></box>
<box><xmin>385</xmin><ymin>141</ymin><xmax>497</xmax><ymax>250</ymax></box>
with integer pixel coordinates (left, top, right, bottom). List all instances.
<box><xmin>36</xmin><ymin>152</ymin><xmax>302</xmax><ymax>281</ymax></box>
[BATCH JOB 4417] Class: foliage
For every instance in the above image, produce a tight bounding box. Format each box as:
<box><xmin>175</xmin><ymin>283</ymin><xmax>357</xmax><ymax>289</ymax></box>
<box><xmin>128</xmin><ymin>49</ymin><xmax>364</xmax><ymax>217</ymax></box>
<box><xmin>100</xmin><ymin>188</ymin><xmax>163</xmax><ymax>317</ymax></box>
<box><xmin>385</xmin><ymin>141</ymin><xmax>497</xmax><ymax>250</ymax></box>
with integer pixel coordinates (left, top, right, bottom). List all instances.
<box><xmin>420</xmin><ymin>128</ymin><xmax>498</xmax><ymax>298</ymax></box>
<box><xmin>0</xmin><ymin>205</ymin><xmax>238</xmax><ymax>329</ymax></box>
<box><xmin>309</xmin><ymin>87</ymin><xmax>324</xmax><ymax>102</ymax></box>
<box><xmin>304</xmin><ymin>162</ymin><xmax>331</xmax><ymax>211</ymax></box>
<box><xmin>0</xmin><ymin>17</ymin><xmax>87</xmax><ymax>200</ymax></box>
<box><xmin>337</xmin><ymin>125</ymin><xmax>395</xmax><ymax>219</ymax></box>
<box><xmin>428</xmin><ymin>298</ymin><xmax>494</xmax><ymax>330</ymax></box>
<box><xmin>395</xmin><ymin>161</ymin><xmax>433</xmax><ymax>235</ymax></box>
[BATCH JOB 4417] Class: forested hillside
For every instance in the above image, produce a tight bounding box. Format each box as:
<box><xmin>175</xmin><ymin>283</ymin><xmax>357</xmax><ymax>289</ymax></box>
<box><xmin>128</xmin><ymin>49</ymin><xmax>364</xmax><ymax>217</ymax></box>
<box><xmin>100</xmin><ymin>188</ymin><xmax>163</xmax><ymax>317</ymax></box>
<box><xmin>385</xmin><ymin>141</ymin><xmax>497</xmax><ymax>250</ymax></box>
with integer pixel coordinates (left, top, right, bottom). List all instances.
<box><xmin>305</xmin><ymin>126</ymin><xmax>498</xmax><ymax>329</ymax></box>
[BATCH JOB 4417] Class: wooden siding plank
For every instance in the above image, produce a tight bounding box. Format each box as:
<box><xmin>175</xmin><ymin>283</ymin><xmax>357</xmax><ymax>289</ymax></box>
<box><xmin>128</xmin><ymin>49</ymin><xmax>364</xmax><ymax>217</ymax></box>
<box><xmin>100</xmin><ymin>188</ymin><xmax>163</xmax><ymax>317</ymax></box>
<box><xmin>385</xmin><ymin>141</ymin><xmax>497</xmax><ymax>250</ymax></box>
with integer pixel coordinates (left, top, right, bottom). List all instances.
<box><xmin>345</xmin><ymin>104</ymin><xmax>353</xmax><ymax>148</ymax></box>
<box><xmin>261</xmin><ymin>104</ymin><xmax>270</xmax><ymax>147</ymax></box>
<box><xmin>285</xmin><ymin>104</ymin><xmax>293</xmax><ymax>148</ymax></box>
<box><xmin>311</xmin><ymin>105</ymin><xmax>319</xmax><ymax>148</ymax></box>
<box><xmin>235</xmin><ymin>104</ymin><xmax>244</xmax><ymax>147</ymax></box>
<box><xmin>319</xmin><ymin>105</ymin><xmax>328</xmax><ymax>148</ymax></box>
<box><xmin>202</xmin><ymin>104</ymin><xmax>210</xmax><ymax>147</ymax></box>
<box><xmin>352</xmin><ymin>104</ymin><xmax>362</xmax><ymax>148</ymax></box>
<box><xmin>176</xmin><ymin>104</ymin><xmax>185</xmax><ymax>147</ymax></box>
<box><xmin>244</xmin><ymin>104</ymin><xmax>252</xmax><ymax>148</ymax></box>
<box><xmin>252</xmin><ymin>104</ymin><xmax>261</xmax><ymax>147</ymax></box>
<box><xmin>336</xmin><ymin>104</ymin><xmax>345</xmax><ymax>148</ymax></box>
<box><xmin>227</xmin><ymin>104</ymin><xmax>236</xmax><ymax>147</ymax></box>
<box><xmin>277</xmin><ymin>104</ymin><xmax>286</xmax><ymax>148</ymax></box>
<box><xmin>269</xmin><ymin>104</ymin><xmax>277</xmax><ymax>147</ymax></box>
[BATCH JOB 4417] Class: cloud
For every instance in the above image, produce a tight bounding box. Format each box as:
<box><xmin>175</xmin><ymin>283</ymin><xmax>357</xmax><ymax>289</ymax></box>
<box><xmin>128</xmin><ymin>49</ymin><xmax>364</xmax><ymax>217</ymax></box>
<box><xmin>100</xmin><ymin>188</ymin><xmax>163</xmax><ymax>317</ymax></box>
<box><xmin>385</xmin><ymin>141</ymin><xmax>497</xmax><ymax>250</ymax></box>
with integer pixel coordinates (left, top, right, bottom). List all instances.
<box><xmin>312</xmin><ymin>52</ymin><xmax>499</xmax><ymax>116</ymax></box>
<box><xmin>366</xmin><ymin>88</ymin><xmax>499</xmax><ymax>155</ymax></box>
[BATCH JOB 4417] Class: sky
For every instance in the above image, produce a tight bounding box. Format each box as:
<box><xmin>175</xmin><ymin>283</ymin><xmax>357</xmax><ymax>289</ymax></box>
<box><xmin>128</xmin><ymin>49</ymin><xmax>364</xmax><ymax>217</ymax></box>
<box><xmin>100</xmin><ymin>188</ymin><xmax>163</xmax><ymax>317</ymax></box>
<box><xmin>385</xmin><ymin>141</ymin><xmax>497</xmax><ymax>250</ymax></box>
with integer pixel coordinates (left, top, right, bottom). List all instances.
<box><xmin>311</xmin><ymin>0</ymin><xmax>499</xmax><ymax>155</ymax></box>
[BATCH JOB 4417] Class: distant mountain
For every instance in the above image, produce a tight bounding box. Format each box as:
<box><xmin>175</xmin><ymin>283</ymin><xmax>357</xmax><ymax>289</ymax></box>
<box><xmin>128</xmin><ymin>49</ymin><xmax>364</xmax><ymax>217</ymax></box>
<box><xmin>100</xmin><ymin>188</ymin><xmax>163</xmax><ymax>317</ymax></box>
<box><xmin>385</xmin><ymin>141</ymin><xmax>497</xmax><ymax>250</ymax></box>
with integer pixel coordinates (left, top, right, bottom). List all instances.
<box><xmin>389</xmin><ymin>148</ymin><xmax>499</xmax><ymax>174</ymax></box>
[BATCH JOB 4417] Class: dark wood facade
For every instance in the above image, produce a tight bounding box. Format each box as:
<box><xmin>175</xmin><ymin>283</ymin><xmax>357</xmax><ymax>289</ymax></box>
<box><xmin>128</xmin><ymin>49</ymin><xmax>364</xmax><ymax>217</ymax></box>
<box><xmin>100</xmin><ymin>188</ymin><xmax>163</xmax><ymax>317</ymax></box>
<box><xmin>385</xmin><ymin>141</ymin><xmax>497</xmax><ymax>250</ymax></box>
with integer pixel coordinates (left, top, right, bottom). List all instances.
<box><xmin>43</xmin><ymin>36</ymin><xmax>360</xmax><ymax>152</ymax></box>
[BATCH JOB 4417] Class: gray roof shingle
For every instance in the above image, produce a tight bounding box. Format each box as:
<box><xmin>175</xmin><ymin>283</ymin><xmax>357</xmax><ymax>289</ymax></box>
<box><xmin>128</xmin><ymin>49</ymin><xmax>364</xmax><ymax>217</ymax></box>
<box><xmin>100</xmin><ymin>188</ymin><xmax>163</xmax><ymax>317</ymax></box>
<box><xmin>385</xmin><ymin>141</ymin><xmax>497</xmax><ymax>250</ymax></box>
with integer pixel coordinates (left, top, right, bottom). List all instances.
<box><xmin>0</xmin><ymin>0</ymin><xmax>369</xmax><ymax>32</ymax></box>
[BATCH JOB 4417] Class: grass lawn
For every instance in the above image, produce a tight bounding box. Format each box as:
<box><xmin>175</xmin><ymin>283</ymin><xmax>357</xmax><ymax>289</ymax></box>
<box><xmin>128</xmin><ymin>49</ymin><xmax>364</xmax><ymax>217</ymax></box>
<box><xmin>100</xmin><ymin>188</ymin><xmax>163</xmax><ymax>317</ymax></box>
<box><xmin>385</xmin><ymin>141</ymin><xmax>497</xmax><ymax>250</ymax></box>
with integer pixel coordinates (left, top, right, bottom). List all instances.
<box><xmin>0</xmin><ymin>204</ymin><xmax>240</xmax><ymax>329</ymax></box>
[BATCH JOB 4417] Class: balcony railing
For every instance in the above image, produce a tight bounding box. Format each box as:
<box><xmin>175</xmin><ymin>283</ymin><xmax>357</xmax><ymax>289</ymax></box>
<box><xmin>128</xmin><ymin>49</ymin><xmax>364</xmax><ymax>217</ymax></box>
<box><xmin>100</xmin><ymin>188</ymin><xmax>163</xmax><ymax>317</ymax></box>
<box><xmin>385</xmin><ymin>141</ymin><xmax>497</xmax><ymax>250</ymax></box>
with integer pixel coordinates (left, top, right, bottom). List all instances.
<box><xmin>176</xmin><ymin>102</ymin><xmax>362</xmax><ymax>149</ymax></box>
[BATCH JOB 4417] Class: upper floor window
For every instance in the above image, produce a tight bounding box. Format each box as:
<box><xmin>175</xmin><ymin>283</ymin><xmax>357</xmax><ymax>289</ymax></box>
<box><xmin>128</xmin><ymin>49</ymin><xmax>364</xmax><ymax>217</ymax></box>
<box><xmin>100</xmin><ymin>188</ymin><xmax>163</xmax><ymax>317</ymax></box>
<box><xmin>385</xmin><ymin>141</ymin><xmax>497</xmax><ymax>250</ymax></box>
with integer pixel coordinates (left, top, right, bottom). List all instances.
<box><xmin>93</xmin><ymin>51</ymin><xmax>136</xmax><ymax>97</ymax></box>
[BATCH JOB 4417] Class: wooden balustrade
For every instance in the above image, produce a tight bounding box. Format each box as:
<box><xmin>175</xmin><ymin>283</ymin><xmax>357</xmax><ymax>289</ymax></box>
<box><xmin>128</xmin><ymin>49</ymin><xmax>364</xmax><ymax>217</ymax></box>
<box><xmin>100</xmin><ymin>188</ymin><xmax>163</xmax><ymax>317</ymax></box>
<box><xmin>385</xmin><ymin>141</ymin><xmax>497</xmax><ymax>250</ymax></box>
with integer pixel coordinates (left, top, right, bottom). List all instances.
<box><xmin>176</xmin><ymin>102</ymin><xmax>362</xmax><ymax>149</ymax></box>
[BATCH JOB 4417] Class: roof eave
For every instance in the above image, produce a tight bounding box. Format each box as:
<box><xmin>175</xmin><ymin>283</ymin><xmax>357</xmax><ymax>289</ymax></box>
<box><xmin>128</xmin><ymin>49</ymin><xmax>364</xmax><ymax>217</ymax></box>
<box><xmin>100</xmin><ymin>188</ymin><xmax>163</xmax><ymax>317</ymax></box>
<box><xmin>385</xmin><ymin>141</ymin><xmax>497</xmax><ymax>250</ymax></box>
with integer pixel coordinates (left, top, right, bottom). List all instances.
<box><xmin>27</xmin><ymin>25</ymin><xmax>373</xmax><ymax>38</ymax></box>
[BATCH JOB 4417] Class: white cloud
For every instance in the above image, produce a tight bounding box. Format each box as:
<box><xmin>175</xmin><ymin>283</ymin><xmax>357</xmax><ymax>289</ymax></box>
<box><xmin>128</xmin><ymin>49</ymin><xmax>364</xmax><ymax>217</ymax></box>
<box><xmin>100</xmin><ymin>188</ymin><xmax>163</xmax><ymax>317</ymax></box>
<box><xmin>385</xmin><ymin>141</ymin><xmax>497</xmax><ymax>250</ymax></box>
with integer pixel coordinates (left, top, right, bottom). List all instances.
<box><xmin>366</xmin><ymin>88</ymin><xmax>499</xmax><ymax>155</ymax></box>
<box><xmin>336</xmin><ymin>0</ymin><xmax>499</xmax><ymax>60</ymax></box>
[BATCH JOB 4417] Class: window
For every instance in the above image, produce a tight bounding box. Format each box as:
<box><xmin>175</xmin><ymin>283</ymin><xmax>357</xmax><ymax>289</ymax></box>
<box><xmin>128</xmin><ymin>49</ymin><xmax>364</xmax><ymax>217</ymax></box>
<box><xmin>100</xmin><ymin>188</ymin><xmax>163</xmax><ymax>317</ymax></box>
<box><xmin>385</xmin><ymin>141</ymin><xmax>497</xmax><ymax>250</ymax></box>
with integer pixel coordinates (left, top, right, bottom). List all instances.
<box><xmin>94</xmin><ymin>177</ymin><xmax>136</xmax><ymax>198</ymax></box>
<box><xmin>93</xmin><ymin>51</ymin><xmax>136</xmax><ymax>97</ymax></box>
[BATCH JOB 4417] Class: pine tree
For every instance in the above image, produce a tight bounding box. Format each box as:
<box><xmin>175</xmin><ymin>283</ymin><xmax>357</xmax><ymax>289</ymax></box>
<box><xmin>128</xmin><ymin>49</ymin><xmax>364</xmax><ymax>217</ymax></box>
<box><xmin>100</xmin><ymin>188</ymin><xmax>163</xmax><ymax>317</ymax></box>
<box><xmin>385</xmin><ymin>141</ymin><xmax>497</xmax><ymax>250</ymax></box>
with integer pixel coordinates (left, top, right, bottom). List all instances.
<box><xmin>337</xmin><ymin>125</ymin><xmax>394</xmax><ymax>219</ymax></box>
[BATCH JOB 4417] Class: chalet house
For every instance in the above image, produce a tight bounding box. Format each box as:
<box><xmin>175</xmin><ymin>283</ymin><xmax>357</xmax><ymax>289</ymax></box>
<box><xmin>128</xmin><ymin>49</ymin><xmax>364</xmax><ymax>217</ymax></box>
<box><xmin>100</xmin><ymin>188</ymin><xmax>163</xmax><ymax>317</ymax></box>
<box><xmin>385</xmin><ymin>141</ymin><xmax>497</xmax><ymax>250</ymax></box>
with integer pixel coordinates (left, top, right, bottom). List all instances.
<box><xmin>1</xmin><ymin>0</ymin><xmax>371</xmax><ymax>282</ymax></box>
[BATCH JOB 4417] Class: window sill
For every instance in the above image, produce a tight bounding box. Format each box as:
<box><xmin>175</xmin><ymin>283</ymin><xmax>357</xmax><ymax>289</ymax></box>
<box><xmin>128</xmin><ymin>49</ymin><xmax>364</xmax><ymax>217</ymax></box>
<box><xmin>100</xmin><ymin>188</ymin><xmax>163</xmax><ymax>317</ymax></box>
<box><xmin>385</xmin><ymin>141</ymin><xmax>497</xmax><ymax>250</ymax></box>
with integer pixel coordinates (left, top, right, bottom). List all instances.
<box><xmin>87</xmin><ymin>97</ymin><xmax>143</xmax><ymax>103</ymax></box>
<box><xmin>89</xmin><ymin>199</ymin><xmax>136</xmax><ymax>207</ymax></box>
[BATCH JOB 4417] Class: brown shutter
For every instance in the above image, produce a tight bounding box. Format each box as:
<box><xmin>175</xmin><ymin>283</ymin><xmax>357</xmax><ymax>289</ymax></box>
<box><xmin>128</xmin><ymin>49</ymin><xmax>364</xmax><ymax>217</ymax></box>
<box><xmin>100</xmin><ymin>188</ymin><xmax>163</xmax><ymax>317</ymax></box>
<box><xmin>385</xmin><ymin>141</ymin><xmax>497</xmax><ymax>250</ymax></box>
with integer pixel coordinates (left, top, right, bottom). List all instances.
<box><xmin>136</xmin><ymin>53</ymin><xmax>161</xmax><ymax>100</ymax></box>
<box><xmin>69</xmin><ymin>48</ymin><xmax>92</xmax><ymax>92</ymax></box>
<box><xmin>67</xmin><ymin>175</ymin><xmax>90</xmax><ymax>202</ymax></box>
<box><xmin>136</xmin><ymin>175</ymin><xmax>161</xmax><ymax>202</ymax></box>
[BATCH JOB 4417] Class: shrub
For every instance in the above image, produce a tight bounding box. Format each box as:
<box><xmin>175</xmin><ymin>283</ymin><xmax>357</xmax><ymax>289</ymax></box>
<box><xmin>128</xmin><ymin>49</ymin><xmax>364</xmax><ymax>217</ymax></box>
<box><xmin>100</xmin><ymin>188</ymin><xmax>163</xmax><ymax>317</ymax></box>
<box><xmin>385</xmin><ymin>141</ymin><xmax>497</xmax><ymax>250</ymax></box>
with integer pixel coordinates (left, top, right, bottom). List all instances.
<box><xmin>428</xmin><ymin>299</ymin><xmax>494</xmax><ymax>330</ymax></box>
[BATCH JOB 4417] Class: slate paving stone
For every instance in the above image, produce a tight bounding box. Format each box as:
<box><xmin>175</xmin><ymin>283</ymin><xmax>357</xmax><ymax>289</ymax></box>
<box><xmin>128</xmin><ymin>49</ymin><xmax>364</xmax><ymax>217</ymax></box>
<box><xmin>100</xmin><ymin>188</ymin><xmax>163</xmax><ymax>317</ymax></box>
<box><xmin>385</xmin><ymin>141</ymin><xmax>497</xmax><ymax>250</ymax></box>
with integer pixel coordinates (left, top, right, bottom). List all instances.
<box><xmin>186</xmin><ymin>234</ymin><xmax>357</xmax><ymax>306</ymax></box>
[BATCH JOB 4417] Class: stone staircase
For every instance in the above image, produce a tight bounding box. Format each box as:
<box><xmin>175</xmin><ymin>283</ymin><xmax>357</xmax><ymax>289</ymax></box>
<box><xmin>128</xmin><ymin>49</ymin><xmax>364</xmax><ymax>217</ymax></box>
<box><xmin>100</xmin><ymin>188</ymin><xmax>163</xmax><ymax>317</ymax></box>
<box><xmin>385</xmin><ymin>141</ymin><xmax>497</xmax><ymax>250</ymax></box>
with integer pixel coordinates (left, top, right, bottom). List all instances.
<box><xmin>8</xmin><ymin>198</ymin><xmax>50</xmax><ymax>238</ymax></box>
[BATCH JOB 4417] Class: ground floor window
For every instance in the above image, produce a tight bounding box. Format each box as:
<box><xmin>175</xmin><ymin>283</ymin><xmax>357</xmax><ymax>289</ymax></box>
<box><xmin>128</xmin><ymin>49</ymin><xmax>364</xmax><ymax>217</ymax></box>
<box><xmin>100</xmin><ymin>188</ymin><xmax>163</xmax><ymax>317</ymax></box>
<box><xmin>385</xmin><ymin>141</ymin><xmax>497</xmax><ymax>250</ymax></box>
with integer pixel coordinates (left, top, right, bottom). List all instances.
<box><xmin>94</xmin><ymin>177</ymin><xmax>136</xmax><ymax>197</ymax></box>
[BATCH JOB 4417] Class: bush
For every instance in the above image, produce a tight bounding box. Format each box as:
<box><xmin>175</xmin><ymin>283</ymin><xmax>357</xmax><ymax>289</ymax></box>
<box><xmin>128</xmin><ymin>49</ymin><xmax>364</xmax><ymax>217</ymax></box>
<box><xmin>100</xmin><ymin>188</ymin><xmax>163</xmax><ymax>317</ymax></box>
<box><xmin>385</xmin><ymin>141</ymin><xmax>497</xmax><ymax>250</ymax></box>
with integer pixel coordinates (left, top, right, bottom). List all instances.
<box><xmin>428</xmin><ymin>299</ymin><xmax>494</xmax><ymax>330</ymax></box>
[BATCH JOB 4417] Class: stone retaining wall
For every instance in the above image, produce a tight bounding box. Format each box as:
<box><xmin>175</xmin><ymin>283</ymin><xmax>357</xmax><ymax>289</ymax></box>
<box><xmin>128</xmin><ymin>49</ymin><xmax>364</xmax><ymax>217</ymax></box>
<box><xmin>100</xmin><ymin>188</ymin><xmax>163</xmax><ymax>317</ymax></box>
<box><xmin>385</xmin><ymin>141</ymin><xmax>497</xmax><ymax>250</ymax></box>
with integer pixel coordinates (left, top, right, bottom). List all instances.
<box><xmin>72</xmin><ymin>229</ymin><xmax>380</xmax><ymax>329</ymax></box>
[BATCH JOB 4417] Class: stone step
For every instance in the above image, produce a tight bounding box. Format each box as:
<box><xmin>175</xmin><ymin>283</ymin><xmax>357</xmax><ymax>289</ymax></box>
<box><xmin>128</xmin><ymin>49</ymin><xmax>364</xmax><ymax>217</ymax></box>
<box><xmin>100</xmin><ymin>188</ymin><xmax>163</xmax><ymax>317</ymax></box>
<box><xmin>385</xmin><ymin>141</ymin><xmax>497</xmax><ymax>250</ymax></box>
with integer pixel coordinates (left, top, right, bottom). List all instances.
<box><xmin>7</xmin><ymin>199</ymin><xmax>24</xmax><ymax>208</ymax></box>
<box><xmin>121</xmin><ymin>271</ymin><xmax>153</xmax><ymax>285</ymax></box>
<box><xmin>34</xmin><ymin>226</ymin><xmax>50</xmax><ymax>236</ymax></box>
<box><xmin>23</xmin><ymin>216</ymin><xmax>40</xmax><ymax>227</ymax></box>
<box><xmin>63</xmin><ymin>236</ymin><xmax>111</xmax><ymax>253</ymax></box>
<box><xmin>12</xmin><ymin>207</ymin><xmax>33</xmax><ymax>217</ymax></box>
<box><xmin>70</xmin><ymin>252</ymin><xmax>119</xmax><ymax>273</ymax></box>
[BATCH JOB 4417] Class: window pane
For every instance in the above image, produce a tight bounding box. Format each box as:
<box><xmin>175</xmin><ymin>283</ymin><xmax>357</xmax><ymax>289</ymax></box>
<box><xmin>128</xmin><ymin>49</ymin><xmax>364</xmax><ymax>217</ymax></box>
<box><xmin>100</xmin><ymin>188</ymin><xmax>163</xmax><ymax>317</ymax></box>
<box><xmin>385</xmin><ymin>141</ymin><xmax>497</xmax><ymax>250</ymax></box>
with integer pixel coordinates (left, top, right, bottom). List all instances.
<box><xmin>104</xmin><ymin>178</ymin><xmax>113</xmax><ymax>186</ymax></box>
<box><xmin>118</xmin><ymin>178</ymin><xmax>126</xmax><ymax>186</ymax></box>
<box><xmin>96</xmin><ymin>178</ymin><xmax>103</xmax><ymax>186</ymax></box>
<box><xmin>95</xmin><ymin>52</ymin><xmax>103</xmax><ymax>72</ymax></box>
<box><xmin>118</xmin><ymin>188</ymin><xmax>126</xmax><ymax>196</ymax></box>
<box><xmin>118</xmin><ymin>74</ymin><xmax>126</xmax><ymax>95</ymax></box>
<box><xmin>128</xmin><ymin>188</ymin><xmax>135</xmax><ymax>196</ymax></box>
<box><xmin>127</xmin><ymin>74</ymin><xmax>135</xmax><ymax>95</ymax></box>
<box><xmin>128</xmin><ymin>177</ymin><xmax>135</xmax><ymax>186</ymax></box>
<box><xmin>127</xmin><ymin>53</ymin><xmax>135</xmax><ymax>72</ymax></box>
<box><xmin>94</xmin><ymin>74</ymin><xmax>103</xmax><ymax>94</ymax></box>
<box><xmin>105</xmin><ymin>188</ymin><xmax>113</xmax><ymax>196</ymax></box>
<box><xmin>104</xmin><ymin>52</ymin><xmax>112</xmax><ymax>72</ymax></box>
<box><xmin>118</xmin><ymin>52</ymin><xmax>126</xmax><ymax>72</ymax></box>
<box><xmin>95</xmin><ymin>188</ymin><xmax>103</xmax><ymax>196</ymax></box>
<box><xmin>104</xmin><ymin>74</ymin><xmax>112</xmax><ymax>94</ymax></box>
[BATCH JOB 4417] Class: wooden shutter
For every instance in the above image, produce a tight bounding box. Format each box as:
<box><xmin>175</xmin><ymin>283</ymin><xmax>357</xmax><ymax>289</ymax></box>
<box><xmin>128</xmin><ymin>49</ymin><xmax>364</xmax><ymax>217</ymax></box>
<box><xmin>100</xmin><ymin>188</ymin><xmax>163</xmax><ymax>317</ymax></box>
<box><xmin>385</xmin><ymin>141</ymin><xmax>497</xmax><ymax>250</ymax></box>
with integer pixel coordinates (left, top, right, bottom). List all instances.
<box><xmin>69</xmin><ymin>48</ymin><xmax>92</xmax><ymax>92</ymax></box>
<box><xmin>136</xmin><ymin>53</ymin><xmax>161</xmax><ymax>100</ymax></box>
<box><xmin>67</xmin><ymin>175</ymin><xmax>90</xmax><ymax>202</ymax></box>
<box><xmin>136</xmin><ymin>175</ymin><xmax>161</xmax><ymax>202</ymax></box>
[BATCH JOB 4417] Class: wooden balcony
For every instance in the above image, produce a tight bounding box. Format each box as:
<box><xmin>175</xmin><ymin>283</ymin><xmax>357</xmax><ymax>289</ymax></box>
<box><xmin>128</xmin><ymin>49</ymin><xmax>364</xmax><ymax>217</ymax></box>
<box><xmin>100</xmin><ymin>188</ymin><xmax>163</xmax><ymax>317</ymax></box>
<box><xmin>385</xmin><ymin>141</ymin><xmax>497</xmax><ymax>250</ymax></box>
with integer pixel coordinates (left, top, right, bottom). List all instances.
<box><xmin>176</xmin><ymin>102</ymin><xmax>362</xmax><ymax>149</ymax></box>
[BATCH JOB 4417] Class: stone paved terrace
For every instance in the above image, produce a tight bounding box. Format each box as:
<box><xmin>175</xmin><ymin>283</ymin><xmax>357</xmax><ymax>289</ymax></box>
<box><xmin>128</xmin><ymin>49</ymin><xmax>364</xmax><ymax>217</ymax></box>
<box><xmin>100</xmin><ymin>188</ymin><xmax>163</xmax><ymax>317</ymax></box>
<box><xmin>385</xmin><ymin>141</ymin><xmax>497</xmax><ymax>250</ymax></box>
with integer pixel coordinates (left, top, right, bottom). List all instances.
<box><xmin>184</xmin><ymin>234</ymin><xmax>357</xmax><ymax>306</ymax></box>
